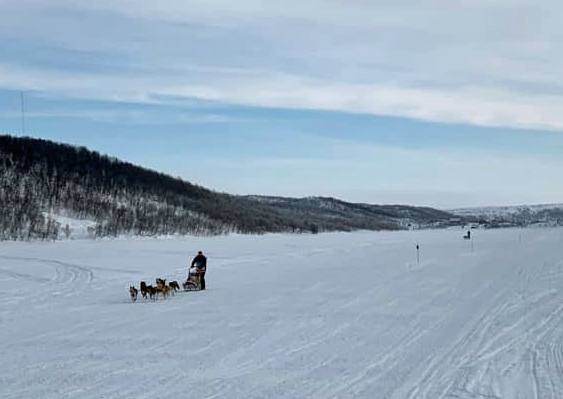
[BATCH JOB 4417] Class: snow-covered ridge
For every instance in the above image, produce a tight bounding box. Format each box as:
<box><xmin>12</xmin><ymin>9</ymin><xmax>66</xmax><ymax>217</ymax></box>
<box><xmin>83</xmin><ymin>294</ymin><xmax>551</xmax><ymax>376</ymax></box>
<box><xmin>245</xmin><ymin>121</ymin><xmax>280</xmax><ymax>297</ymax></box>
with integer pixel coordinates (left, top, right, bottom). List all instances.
<box><xmin>450</xmin><ymin>203</ymin><xmax>563</xmax><ymax>216</ymax></box>
<box><xmin>449</xmin><ymin>203</ymin><xmax>563</xmax><ymax>227</ymax></box>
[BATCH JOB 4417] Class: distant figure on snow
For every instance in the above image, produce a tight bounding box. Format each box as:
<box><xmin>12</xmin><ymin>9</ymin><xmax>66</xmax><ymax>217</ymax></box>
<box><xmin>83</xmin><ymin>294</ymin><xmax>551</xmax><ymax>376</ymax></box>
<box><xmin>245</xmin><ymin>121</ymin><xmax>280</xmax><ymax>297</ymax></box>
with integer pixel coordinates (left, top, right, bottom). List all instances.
<box><xmin>191</xmin><ymin>251</ymin><xmax>207</xmax><ymax>290</ymax></box>
<box><xmin>463</xmin><ymin>230</ymin><xmax>471</xmax><ymax>240</ymax></box>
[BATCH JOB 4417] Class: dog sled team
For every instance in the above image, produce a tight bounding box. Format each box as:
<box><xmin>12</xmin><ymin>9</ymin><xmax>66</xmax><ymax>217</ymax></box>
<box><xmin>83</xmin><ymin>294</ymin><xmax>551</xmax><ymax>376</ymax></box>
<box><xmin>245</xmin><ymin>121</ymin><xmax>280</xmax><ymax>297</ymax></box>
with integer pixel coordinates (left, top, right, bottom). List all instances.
<box><xmin>129</xmin><ymin>278</ymin><xmax>180</xmax><ymax>301</ymax></box>
<box><xmin>128</xmin><ymin>251</ymin><xmax>207</xmax><ymax>302</ymax></box>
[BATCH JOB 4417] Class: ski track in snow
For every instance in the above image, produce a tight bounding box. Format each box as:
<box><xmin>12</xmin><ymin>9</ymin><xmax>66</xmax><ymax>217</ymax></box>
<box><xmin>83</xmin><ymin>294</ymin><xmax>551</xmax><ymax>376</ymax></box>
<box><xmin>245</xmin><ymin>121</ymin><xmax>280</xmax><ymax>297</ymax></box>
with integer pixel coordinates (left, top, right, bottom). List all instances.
<box><xmin>1</xmin><ymin>228</ymin><xmax>563</xmax><ymax>398</ymax></box>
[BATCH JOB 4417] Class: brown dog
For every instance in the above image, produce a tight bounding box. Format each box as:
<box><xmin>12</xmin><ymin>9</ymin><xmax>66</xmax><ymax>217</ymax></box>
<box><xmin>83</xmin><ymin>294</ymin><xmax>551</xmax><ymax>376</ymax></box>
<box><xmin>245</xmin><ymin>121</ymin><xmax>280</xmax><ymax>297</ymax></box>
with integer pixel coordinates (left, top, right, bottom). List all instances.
<box><xmin>156</xmin><ymin>284</ymin><xmax>170</xmax><ymax>299</ymax></box>
<box><xmin>155</xmin><ymin>278</ymin><xmax>169</xmax><ymax>299</ymax></box>
<box><xmin>146</xmin><ymin>285</ymin><xmax>157</xmax><ymax>300</ymax></box>
<box><xmin>129</xmin><ymin>286</ymin><xmax>138</xmax><ymax>302</ymax></box>
<box><xmin>169</xmin><ymin>281</ymin><xmax>180</xmax><ymax>292</ymax></box>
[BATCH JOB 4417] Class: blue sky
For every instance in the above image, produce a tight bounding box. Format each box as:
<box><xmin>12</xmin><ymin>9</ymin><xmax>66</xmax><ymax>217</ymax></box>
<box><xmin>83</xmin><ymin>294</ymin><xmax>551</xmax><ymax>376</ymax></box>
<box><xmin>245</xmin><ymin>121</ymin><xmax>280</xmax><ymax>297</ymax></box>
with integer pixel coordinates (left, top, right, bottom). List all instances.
<box><xmin>1</xmin><ymin>1</ymin><xmax>562</xmax><ymax>209</ymax></box>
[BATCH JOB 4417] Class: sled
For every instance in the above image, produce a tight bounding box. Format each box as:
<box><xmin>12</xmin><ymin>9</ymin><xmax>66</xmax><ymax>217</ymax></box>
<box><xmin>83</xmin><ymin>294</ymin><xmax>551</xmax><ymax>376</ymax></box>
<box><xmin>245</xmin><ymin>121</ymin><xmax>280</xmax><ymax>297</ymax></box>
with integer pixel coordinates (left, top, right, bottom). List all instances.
<box><xmin>182</xmin><ymin>266</ymin><xmax>203</xmax><ymax>291</ymax></box>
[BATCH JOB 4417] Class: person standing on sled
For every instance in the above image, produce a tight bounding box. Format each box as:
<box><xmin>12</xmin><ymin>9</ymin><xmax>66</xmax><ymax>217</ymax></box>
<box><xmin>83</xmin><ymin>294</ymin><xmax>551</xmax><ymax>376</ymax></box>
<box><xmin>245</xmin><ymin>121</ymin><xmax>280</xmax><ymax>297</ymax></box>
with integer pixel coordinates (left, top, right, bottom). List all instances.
<box><xmin>191</xmin><ymin>251</ymin><xmax>207</xmax><ymax>290</ymax></box>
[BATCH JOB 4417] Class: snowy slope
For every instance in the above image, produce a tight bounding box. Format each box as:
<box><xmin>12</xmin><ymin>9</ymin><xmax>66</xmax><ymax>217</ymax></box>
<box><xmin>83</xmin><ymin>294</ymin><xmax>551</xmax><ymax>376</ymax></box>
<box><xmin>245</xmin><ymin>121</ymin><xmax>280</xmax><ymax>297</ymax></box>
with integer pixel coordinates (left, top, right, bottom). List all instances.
<box><xmin>43</xmin><ymin>212</ymin><xmax>98</xmax><ymax>239</ymax></box>
<box><xmin>1</xmin><ymin>228</ymin><xmax>563</xmax><ymax>398</ymax></box>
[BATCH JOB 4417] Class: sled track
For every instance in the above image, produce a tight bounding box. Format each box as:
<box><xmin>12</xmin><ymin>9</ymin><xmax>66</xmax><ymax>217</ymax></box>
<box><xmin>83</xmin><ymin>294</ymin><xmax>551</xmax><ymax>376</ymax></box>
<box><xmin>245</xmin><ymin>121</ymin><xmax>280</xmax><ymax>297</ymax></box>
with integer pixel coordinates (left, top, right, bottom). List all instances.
<box><xmin>0</xmin><ymin>255</ymin><xmax>94</xmax><ymax>285</ymax></box>
<box><xmin>397</xmin><ymin>256</ymin><xmax>563</xmax><ymax>399</ymax></box>
<box><xmin>0</xmin><ymin>267</ymin><xmax>52</xmax><ymax>284</ymax></box>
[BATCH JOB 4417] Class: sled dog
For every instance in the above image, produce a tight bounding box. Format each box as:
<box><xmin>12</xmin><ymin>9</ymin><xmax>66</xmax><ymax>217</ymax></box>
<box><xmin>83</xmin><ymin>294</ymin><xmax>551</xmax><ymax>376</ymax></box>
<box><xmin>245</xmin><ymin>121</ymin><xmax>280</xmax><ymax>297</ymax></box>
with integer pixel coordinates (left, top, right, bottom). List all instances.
<box><xmin>145</xmin><ymin>285</ymin><xmax>157</xmax><ymax>300</ymax></box>
<box><xmin>140</xmin><ymin>281</ymin><xmax>149</xmax><ymax>299</ymax></box>
<box><xmin>129</xmin><ymin>286</ymin><xmax>138</xmax><ymax>302</ymax></box>
<box><xmin>153</xmin><ymin>278</ymin><xmax>168</xmax><ymax>298</ymax></box>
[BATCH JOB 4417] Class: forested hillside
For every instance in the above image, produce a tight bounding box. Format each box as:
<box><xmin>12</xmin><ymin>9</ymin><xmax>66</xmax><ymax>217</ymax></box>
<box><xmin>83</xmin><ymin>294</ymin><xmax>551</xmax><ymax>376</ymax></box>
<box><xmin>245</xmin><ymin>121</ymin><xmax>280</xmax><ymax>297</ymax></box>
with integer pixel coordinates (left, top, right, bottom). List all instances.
<box><xmin>0</xmin><ymin>135</ymin><xmax>457</xmax><ymax>240</ymax></box>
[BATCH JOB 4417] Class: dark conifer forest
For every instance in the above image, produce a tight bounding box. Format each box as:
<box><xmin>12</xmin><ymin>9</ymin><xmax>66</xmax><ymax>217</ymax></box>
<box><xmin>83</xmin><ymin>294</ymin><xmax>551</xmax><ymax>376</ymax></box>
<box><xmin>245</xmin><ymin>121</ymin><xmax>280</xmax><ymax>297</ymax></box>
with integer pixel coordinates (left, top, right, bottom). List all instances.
<box><xmin>0</xmin><ymin>134</ymin><xmax>457</xmax><ymax>240</ymax></box>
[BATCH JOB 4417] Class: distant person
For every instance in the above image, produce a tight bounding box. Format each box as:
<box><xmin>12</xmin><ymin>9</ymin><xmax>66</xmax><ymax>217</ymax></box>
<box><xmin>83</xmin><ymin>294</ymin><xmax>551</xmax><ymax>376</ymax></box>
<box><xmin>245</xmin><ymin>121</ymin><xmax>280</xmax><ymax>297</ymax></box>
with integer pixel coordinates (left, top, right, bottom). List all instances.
<box><xmin>467</xmin><ymin>230</ymin><xmax>471</xmax><ymax>239</ymax></box>
<box><xmin>191</xmin><ymin>251</ymin><xmax>207</xmax><ymax>290</ymax></box>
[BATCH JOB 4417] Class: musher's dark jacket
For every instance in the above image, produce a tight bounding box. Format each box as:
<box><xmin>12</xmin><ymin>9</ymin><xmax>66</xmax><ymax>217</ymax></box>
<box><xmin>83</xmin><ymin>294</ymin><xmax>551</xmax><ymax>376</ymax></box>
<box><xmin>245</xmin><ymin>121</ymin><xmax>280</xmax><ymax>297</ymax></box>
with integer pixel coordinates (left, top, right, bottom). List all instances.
<box><xmin>192</xmin><ymin>254</ymin><xmax>207</xmax><ymax>271</ymax></box>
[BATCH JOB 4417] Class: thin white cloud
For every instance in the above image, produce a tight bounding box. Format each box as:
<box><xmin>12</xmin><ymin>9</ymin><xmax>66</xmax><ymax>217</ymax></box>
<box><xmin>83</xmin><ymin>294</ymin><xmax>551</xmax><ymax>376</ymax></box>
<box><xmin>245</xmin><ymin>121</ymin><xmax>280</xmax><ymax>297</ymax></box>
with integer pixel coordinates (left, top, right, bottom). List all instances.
<box><xmin>3</xmin><ymin>63</ymin><xmax>563</xmax><ymax>130</ymax></box>
<box><xmin>0</xmin><ymin>107</ymin><xmax>245</xmax><ymax>125</ymax></box>
<box><xmin>1</xmin><ymin>1</ymin><xmax>563</xmax><ymax>130</ymax></box>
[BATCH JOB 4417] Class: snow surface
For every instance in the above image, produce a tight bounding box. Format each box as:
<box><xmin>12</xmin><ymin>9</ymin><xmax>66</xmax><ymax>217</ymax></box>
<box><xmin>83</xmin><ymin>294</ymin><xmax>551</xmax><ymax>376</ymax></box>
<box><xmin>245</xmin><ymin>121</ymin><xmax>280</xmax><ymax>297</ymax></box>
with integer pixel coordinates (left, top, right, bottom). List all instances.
<box><xmin>1</xmin><ymin>228</ymin><xmax>563</xmax><ymax>399</ymax></box>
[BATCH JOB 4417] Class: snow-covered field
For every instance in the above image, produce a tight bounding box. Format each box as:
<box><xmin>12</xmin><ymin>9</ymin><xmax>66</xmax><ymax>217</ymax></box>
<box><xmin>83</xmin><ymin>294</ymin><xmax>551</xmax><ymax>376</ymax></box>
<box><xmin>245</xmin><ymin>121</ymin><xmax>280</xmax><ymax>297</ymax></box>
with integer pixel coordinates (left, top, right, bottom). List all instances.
<box><xmin>1</xmin><ymin>227</ymin><xmax>563</xmax><ymax>399</ymax></box>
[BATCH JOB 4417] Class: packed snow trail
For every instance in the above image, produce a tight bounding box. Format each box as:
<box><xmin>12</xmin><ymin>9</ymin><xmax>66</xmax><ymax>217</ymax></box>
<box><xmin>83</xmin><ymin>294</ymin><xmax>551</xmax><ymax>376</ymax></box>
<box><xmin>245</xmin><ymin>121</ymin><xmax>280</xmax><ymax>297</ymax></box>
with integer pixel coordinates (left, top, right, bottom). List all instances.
<box><xmin>1</xmin><ymin>228</ymin><xmax>563</xmax><ymax>399</ymax></box>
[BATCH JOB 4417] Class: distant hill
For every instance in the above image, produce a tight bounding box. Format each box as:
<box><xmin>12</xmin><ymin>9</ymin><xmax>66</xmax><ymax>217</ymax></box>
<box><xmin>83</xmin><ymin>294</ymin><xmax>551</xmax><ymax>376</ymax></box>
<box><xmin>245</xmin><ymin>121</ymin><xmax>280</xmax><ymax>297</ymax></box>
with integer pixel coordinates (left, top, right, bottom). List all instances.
<box><xmin>450</xmin><ymin>204</ymin><xmax>563</xmax><ymax>228</ymax></box>
<box><xmin>0</xmin><ymin>134</ymin><xmax>458</xmax><ymax>240</ymax></box>
<box><xmin>245</xmin><ymin>195</ymin><xmax>456</xmax><ymax>230</ymax></box>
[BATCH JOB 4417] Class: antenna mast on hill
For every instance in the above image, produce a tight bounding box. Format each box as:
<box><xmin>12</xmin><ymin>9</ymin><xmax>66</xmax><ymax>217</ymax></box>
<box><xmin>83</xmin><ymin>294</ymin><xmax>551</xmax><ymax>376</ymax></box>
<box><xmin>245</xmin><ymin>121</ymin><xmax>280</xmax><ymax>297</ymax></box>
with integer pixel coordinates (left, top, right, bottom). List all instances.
<box><xmin>21</xmin><ymin>91</ymin><xmax>26</xmax><ymax>135</ymax></box>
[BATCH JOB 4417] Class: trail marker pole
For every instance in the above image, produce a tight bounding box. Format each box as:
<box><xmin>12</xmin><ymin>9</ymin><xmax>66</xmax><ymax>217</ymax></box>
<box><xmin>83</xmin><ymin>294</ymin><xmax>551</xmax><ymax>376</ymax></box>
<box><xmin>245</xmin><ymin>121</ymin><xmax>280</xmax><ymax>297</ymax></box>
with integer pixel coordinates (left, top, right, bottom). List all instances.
<box><xmin>416</xmin><ymin>243</ymin><xmax>420</xmax><ymax>267</ymax></box>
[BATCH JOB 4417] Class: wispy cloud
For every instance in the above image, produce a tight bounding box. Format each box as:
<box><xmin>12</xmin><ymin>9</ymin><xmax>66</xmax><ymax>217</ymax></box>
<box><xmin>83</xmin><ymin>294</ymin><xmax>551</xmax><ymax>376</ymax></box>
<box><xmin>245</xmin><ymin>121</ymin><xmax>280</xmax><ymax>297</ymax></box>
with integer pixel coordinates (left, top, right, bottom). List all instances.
<box><xmin>0</xmin><ymin>106</ymin><xmax>246</xmax><ymax>125</ymax></box>
<box><xmin>3</xmin><ymin>63</ymin><xmax>563</xmax><ymax>130</ymax></box>
<box><xmin>1</xmin><ymin>1</ymin><xmax>563</xmax><ymax>130</ymax></box>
